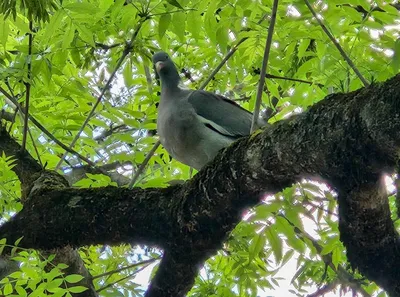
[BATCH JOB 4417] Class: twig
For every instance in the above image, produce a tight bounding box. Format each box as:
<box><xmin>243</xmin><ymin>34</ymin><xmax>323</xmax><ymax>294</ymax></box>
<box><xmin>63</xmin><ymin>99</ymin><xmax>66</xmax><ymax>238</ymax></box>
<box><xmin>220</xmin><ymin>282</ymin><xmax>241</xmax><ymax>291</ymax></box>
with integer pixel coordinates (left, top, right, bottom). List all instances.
<box><xmin>143</xmin><ymin>64</ymin><xmax>153</xmax><ymax>95</ymax></box>
<box><xmin>304</xmin><ymin>200</ymin><xmax>338</xmax><ymax>217</ymax></box>
<box><xmin>125</xmin><ymin>59</ymin><xmax>160</xmax><ymax>188</ymax></box>
<box><xmin>2</xmin><ymin>88</ymin><xmax>42</xmax><ymax>166</ymax></box>
<box><xmin>304</xmin><ymin>0</ymin><xmax>369</xmax><ymax>87</ymax></box>
<box><xmin>5</xmin><ymin>80</ymin><xmax>18</xmax><ymax>133</ymax></box>
<box><xmin>254</xmin><ymin>72</ymin><xmax>324</xmax><ymax>87</ymax></box>
<box><xmin>307</xmin><ymin>281</ymin><xmax>339</xmax><ymax>297</ymax></box>
<box><xmin>128</xmin><ymin>140</ymin><xmax>161</xmax><ymax>188</ymax></box>
<box><xmin>55</xmin><ymin>19</ymin><xmax>145</xmax><ymax>170</ymax></box>
<box><xmin>277</xmin><ymin>213</ymin><xmax>371</xmax><ymax>297</ymax></box>
<box><xmin>199</xmin><ymin>13</ymin><xmax>269</xmax><ymax>90</ymax></box>
<box><xmin>95</xmin><ymin>42</ymin><xmax>123</xmax><ymax>50</ymax></box>
<box><xmin>148</xmin><ymin>8</ymin><xmax>196</xmax><ymax>17</ymax></box>
<box><xmin>96</xmin><ymin>260</ymin><xmax>154</xmax><ymax>293</ymax></box>
<box><xmin>0</xmin><ymin>86</ymin><xmax>96</xmax><ymax>167</ymax></box>
<box><xmin>92</xmin><ymin>257</ymin><xmax>158</xmax><ymax>280</ymax></box>
<box><xmin>0</xmin><ymin>110</ymin><xmax>15</xmax><ymax>122</ymax></box>
<box><xmin>21</xmin><ymin>21</ymin><xmax>33</xmax><ymax>152</ymax></box>
<box><xmin>251</xmin><ymin>0</ymin><xmax>279</xmax><ymax>133</ymax></box>
<box><xmin>27</xmin><ymin>128</ymin><xmax>43</xmax><ymax>167</ymax></box>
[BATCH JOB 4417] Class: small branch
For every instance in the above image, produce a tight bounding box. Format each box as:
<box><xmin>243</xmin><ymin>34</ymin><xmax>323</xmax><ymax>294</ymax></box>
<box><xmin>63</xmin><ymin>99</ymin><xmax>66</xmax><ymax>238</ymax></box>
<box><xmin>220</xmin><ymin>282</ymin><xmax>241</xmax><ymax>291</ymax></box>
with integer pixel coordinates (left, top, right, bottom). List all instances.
<box><xmin>304</xmin><ymin>200</ymin><xmax>338</xmax><ymax>217</ymax></box>
<box><xmin>252</xmin><ymin>71</ymin><xmax>324</xmax><ymax>87</ymax></box>
<box><xmin>123</xmin><ymin>61</ymin><xmax>160</xmax><ymax>187</ymax></box>
<box><xmin>144</xmin><ymin>64</ymin><xmax>153</xmax><ymax>95</ymax></box>
<box><xmin>304</xmin><ymin>0</ymin><xmax>369</xmax><ymax>87</ymax></box>
<box><xmin>92</xmin><ymin>257</ymin><xmax>158</xmax><ymax>280</ymax></box>
<box><xmin>95</xmin><ymin>42</ymin><xmax>123</xmax><ymax>50</ymax></box>
<box><xmin>128</xmin><ymin>140</ymin><xmax>161</xmax><ymax>188</ymax></box>
<box><xmin>93</xmin><ymin>124</ymin><xmax>127</xmax><ymax>142</ymax></box>
<box><xmin>395</xmin><ymin>175</ymin><xmax>400</xmax><ymax>219</ymax></box>
<box><xmin>307</xmin><ymin>280</ymin><xmax>339</xmax><ymax>297</ymax></box>
<box><xmin>0</xmin><ymin>86</ymin><xmax>97</xmax><ymax>167</ymax></box>
<box><xmin>0</xmin><ymin>110</ymin><xmax>15</xmax><ymax>122</ymax></box>
<box><xmin>199</xmin><ymin>13</ymin><xmax>269</xmax><ymax>90</ymax></box>
<box><xmin>28</xmin><ymin>128</ymin><xmax>43</xmax><ymax>167</ymax></box>
<box><xmin>5</xmin><ymin>80</ymin><xmax>19</xmax><ymax>133</ymax></box>
<box><xmin>278</xmin><ymin>213</ymin><xmax>370</xmax><ymax>297</ymax></box>
<box><xmin>148</xmin><ymin>8</ymin><xmax>196</xmax><ymax>17</ymax></box>
<box><xmin>181</xmin><ymin>68</ymin><xmax>196</xmax><ymax>83</ymax></box>
<box><xmin>251</xmin><ymin>0</ymin><xmax>278</xmax><ymax>133</ymax></box>
<box><xmin>21</xmin><ymin>21</ymin><xmax>33</xmax><ymax>152</ymax></box>
<box><xmin>96</xmin><ymin>261</ymin><xmax>152</xmax><ymax>293</ymax></box>
<box><xmin>55</xmin><ymin>19</ymin><xmax>146</xmax><ymax>170</ymax></box>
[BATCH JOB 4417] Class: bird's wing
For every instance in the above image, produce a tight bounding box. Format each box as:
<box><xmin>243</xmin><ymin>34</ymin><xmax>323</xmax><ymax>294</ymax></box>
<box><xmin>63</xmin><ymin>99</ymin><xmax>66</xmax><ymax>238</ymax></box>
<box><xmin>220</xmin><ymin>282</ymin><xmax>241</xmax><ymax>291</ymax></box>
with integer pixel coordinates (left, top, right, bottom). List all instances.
<box><xmin>187</xmin><ymin>90</ymin><xmax>253</xmax><ymax>138</ymax></box>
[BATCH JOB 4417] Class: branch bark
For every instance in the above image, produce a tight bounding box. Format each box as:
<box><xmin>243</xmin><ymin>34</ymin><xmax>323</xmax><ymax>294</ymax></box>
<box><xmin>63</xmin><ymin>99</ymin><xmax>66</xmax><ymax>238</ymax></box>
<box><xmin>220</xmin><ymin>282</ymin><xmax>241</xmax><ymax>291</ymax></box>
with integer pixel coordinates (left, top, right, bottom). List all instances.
<box><xmin>1</xmin><ymin>74</ymin><xmax>400</xmax><ymax>296</ymax></box>
<box><xmin>0</xmin><ymin>129</ymin><xmax>97</xmax><ymax>297</ymax></box>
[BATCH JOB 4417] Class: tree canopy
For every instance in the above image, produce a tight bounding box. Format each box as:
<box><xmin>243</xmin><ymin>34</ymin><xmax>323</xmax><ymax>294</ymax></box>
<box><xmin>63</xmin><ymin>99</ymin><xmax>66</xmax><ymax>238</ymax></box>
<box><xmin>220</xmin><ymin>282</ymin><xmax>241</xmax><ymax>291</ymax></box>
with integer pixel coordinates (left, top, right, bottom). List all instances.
<box><xmin>0</xmin><ymin>0</ymin><xmax>399</xmax><ymax>297</ymax></box>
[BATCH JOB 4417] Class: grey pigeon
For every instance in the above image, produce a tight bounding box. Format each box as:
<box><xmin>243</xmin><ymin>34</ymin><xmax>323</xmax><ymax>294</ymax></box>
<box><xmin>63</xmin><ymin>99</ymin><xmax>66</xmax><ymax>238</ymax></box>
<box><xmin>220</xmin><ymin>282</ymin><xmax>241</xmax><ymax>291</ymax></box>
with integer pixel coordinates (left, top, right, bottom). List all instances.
<box><xmin>152</xmin><ymin>51</ymin><xmax>259</xmax><ymax>170</ymax></box>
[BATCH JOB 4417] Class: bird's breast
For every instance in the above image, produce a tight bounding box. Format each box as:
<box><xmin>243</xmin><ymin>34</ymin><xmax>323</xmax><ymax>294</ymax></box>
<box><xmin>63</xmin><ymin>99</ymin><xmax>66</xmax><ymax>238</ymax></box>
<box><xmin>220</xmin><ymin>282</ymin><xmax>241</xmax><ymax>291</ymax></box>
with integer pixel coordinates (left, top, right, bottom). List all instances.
<box><xmin>157</xmin><ymin>102</ymin><xmax>201</xmax><ymax>161</ymax></box>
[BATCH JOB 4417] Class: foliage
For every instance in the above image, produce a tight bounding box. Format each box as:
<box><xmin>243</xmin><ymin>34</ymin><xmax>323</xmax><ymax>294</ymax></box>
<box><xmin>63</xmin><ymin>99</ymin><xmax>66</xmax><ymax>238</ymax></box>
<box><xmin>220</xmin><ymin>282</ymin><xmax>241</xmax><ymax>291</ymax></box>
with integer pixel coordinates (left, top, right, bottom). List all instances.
<box><xmin>0</xmin><ymin>0</ymin><xmax>399</xmax><ymax>296</ymax></box>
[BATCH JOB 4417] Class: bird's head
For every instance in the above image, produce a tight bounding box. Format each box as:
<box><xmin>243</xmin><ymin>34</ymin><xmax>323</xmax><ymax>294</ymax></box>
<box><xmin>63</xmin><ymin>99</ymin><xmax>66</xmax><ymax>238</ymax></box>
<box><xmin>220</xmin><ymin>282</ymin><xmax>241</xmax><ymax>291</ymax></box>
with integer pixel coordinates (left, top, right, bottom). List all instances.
<box><xmin>152</xmin><ymin>51</ymin><xmax>177</xmax><ymax>76</ymax></box>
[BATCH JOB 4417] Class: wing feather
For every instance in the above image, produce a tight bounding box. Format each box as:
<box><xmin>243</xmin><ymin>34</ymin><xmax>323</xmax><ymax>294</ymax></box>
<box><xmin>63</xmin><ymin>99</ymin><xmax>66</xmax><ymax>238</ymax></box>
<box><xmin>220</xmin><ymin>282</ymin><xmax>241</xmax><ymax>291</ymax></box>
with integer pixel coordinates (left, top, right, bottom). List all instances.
<box><xmin>187</xmin><ymin>90</ymin><xmax>252</xmax><ymax>138</ymax></box>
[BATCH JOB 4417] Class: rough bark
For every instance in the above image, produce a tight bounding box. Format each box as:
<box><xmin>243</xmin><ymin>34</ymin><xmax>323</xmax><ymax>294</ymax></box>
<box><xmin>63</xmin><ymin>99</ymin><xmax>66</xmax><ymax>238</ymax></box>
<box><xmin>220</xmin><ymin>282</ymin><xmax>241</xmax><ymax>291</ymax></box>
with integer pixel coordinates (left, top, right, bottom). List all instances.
<box><xmin>0</xmin><ymin>132</ymin><xmax>97</xmax><ymax>297</ymax></box>
<box><xmin>1</xmin><ymin>75</ymin><xmax>400</xmax><ymax>296</ymax></box>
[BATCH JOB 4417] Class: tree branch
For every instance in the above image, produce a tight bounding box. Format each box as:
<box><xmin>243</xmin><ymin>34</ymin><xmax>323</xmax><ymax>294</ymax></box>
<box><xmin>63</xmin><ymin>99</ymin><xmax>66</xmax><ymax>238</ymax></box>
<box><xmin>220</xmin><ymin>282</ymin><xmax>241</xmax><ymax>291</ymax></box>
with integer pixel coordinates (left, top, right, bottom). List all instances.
<box><xmin>251</xmin><ymin>0</ymin><xmax>278</xmax><ymax>132</ymax></box>
<box><xmin>304</xmin><ymin>0</ymin><xmax>369</xmax><ymax>87</ymax></box>
<box><xmin>1</xmin><ymin>75</ymin><xmax>400</xmax><ymax>296</ymax></box>
<box><xmin>55</xmin><ymin>19</ymin><xmax>146</xmax><ymax>170</ymax></box>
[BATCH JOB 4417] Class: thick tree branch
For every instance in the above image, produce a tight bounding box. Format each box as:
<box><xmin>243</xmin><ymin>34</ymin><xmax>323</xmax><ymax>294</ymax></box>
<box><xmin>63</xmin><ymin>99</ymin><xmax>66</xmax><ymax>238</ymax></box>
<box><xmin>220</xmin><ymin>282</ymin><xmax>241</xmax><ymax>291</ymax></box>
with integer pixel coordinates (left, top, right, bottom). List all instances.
<box><xmin>338</xmin><ymin>179</ymin><xmax>400</xmax><ymax>296</ymax></box>
<box><xmin>0</xmin><ymin>129</ymin><xmax>97</xmax><ymax>297</ymax></box>
<box><xmin>1</xmin><ymin>75</ymin><xmax>400</xmax><ymax>296</ymax></box>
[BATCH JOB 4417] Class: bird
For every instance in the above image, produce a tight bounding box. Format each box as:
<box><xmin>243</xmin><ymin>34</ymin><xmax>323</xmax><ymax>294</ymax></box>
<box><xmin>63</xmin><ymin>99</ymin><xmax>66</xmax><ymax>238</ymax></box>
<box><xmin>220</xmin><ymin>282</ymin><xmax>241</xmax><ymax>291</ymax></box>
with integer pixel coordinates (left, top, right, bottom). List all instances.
<box><xmin>152</xmin><ymin>51</ymin><xmax>261</xmax><ymax>170</ymax></box>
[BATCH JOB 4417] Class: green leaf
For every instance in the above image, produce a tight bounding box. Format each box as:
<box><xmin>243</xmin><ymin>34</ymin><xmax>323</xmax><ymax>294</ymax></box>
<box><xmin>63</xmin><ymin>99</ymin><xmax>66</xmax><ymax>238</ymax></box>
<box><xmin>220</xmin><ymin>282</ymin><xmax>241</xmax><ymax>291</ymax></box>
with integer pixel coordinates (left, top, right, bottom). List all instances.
<box><xmin>0</xmin><ymin>238</ymin><xmax>6</xmax><ymax>254</ymax></box>
<box><xmin>123</xmin><ymin>59</ymin><xmax>134</xmax><ymax>87</ymax></box>
<box><xmin>372</xmin><ymin>11</ymin><xmax>397</xmax><ymax>24</ymax></box>
<box><xmin>332</xmin><ymin>247</ymin><xmax>341</xmax><ymax>269</ymax></box>
<box><xmin>62</xmin><ymin>22</ymin><xmax>75</xmax><ymax>49</ymax></box>
<box><xmin>266</xmin><ymin>227</ymin><xmax>282</xmax><ymax>263</ymax></box>
<box><xmin>171</xmin><ymin>12</ymin><xmax>186</xmax><ymax>42</ymax></box>
<box><xmin>297</xmin><ymin>39</ymin><xmax>310</xmax><ymax>59</ymax></box>
<box><xmin>76</xmin><ymin>25</ymin><xmax>95</xmax><ymax>47</ymax></box>
<box><xmin>4</xmin><ymin>283</ymin><xmax>13</xmax><ymax>295</ymax></box>
<box><xmin>341</xmin><ymin>6</ymin><xmax>362</xmax><ymax>23</ymax></box>
<box><xmin>99</xmin><ymin>0</ymin><xmax>114</xmax><ymax>12</ymax></box>
<box><xmin>67</xmin><ymin>286</ymin><xmax>88</xmax><ymax>293</ymax></box>
<box><xmin>187</xmin><ymin>11</ymin><xmax>201</xmax><ymax>39</ymax></box>
<box><xmin>249</xmin><ymin>233</ymin><xmax>266</xmax><ymax>261</ymax></box>
<box><xmin>57</xmin><ymin>263</ymin><xmax>69</xmax><ymax>269</ymax></box>
<box><xmin>64</xmin><ymin>2</ymin><xmax>101</xmax><ymax>15</ymax></box>
<box><xmin>216</xmin><ymin>27</ymin><xmax>228</xmax><ymax>51</ymax></box>
<box><xmin>64</xmin><ymin>274</ymin><xmax>84</xmax><ymax>284</ymax></box>
<box><xmin>15</xmin><ymin>285</ymin><xmax>27</xmax><ymax>297</ymax></box>
<box><xmin>253</xmin><ymin>202</ymin><xmax>281</xmax><ymax>220</ymax></box>
<box><xmin>392</xmin><ymin>39</ymin><xmax>400</xmax><ymax>72</ymax></box>
<box><xmin>43</xmin><ymin>9</ymin><xmax>65</xmax><ymax>42</ymax></box>
<box><xmin>46</xmin><ymin>268</ymin><xmax>63</xmax><ymax>282</ymax></box>
<box><xmin>165</xmin><ymin>0</ymin><xmax>183</xmax><ymax>9</ymax></box>
<box><xmin>204</xmin><ymin>1</ymin><xmax>218</xmax><ymax>44</ymax></box>
<box><xmin>46</xmin><ymin>278</ymin><xmax>63</xmax><ymax>290</ymax></box>
<box><xmin>158</xmin><ymin>14</ymin><xmax>171</xmax><ymax>39</ymax></box>
<box><xmin>0</xmin><ymin>18</ymin><xmax>10</xmax><ymax>46</ymax></box>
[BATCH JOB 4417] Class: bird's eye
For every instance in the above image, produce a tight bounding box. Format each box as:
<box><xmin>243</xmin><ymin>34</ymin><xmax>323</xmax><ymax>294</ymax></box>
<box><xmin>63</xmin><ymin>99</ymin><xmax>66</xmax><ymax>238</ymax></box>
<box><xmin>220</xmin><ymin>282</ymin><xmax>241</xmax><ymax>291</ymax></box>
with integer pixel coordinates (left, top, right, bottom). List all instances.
<box><xmin>165</xmin><ymin>55</ymin><xmax>169</xmax><ymax>59</ymax></box>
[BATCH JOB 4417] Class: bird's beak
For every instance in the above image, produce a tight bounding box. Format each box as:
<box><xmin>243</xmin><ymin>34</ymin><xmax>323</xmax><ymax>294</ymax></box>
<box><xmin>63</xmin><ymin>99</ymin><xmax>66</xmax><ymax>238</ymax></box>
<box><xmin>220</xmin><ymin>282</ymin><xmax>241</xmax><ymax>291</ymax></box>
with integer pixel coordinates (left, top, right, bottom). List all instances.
<box><xmin>155</xmin><ymin>61</ymin><xmax>164</xmax><ymax>72</ymax></box>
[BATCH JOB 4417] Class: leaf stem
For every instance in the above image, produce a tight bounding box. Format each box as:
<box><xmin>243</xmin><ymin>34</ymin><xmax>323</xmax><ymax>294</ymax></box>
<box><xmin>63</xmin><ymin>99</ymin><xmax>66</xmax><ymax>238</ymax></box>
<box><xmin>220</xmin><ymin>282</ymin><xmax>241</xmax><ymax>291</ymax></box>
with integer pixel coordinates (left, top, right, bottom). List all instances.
<box><xmin>21</xmin><ymin>21</ymin><xmax>33</xmax><ymax>152</ymax></box>
<box><xmin>251</xmin><ymin>0</ymin><xmax>279</xmax><ymax>133</ymax></box>
<box><xmin>304</xmin><ymin>0</ymin><xmax>369</xmax><ymax>87</ymax></box>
